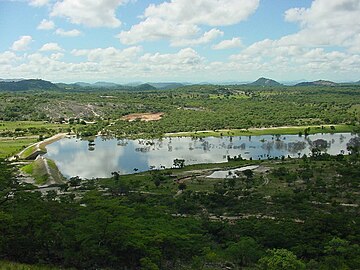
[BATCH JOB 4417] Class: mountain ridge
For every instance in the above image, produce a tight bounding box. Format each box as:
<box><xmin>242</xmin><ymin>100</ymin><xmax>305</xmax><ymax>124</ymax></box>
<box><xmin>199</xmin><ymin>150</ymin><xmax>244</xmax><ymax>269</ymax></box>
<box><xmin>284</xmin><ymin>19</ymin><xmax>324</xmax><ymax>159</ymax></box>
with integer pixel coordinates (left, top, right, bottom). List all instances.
<box><xmin>295</xmin><ymin>80</ymin><xmax>338</xmax><ymax>87</ymax></box>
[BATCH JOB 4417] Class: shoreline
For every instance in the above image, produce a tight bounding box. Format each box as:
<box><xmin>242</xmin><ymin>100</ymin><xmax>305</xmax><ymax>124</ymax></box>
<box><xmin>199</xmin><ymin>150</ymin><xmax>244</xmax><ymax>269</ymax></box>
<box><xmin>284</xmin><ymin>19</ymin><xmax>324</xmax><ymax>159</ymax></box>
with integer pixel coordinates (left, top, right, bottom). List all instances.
<box><xmin>164</xmin><ymin>124</ymin><xmax>355</xmax><ymax>138</ymax></box>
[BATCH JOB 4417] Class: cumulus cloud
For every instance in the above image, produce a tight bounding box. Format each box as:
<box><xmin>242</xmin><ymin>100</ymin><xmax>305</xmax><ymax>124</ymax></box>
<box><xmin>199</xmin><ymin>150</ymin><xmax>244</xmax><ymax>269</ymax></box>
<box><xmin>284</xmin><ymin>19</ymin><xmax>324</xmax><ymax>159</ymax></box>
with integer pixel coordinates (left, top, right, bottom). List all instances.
<box><xmin>50</xmin><ymin>0</ymin><xmax>126</xmax><ymax>28</ymax></box>
<box><xmin>171</xmin><ymin>28</ymin><xmax>223</xmax><ymax>47</ymax></box>
<box><xmin>39</xmin><ymin>43</ymin><xmax>63</xmax><ymax>52</ymax></box>
<box><xmin>28</xmin><ymin>0</ymin><xmax>49</xmax><ymax>7</ymax></box>
<box><xmin>144</xmin><ymin>0</ymin><xmax>259</xmax><ymax>26</ymax></box>
<box><xmin>222</xmin><ymin>0</ymin><xmax>360</xmax><ymax>80</ymax></box>
<box><xmin>140</xmin><ymin>48</ymin><xmax>204</xmax><ymax>68</ymax></box>
<box><xmin>212</xmin><ymin>37</ymin><xmax>243</xmax><ymax>50</ymax></box>
<box><xmin>118</xmin><ymin>18</ymin><xmax>199</xmax><ymax>45</ymax></box>
<box><xmin>55</xmin><ymin>28</ymin><xmax>81</xmax><ymax>37</ymax></box>
<box><xmin>118</xmin><ymin>0</ymin><xmax>259</xmax><ymax>44</ymax></box>
<box><xmin>71</xmin><ymin>46</ymin><xmax>142</xmax><ymax>63</ymax></box>
<box><xmin>37</xmin><ymin>19</ymin><xmax>55</xmax><ymax>30</ymax></box>
<box><xmin>282</xmin><ymin>0</ymin><xmax>360</xmax><ymax>49</ymax></box>
<box><xmin>11</xmin><ymin>36</ymin><xmax>33</xmax><ymax>51</ymax></box>
<box><xmin>0</xmin><ymin>51</ymin><xmax>19</xmax><ymax>65</ymax></box>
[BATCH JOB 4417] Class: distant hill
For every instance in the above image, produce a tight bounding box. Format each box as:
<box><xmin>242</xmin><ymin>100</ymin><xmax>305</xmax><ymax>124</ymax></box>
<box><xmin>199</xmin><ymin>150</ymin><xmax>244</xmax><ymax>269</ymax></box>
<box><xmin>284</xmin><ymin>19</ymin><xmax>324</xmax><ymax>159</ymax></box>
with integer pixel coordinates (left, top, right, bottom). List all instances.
<box><xmin>75</xmin><ymin>82</ymin><xmax>92</xmax><ymax>87</ymax></box>
<box><xmin>0</xmin><ymin>78</ymin><xmax>24</xmax><ymax>82</ymax></box>
<box><xmin>295</xmin><ymin>80</ymin><xmax>338</xmax><ymax>87</ymax></box>
<box><xmin>148</xmin><ymin>82</ymin><xmax>184</xmax><ymax>90</ymax></box>
<box><xmin>134</xmin><ymin>83</ymin><xmax>157</xmax><ymax>91</ymax></box>
<box><xmin>249</xmin><ymin>77</ymin><xmax>282</xmax><ymax>86</ymax></box>
<box><xmin>93</xmin><ymin>81</ymin><xmax>120</xmax><ymax>88</ymax></box>
<box><xmin>0</xmin><ymin>79</ymin><xmax>58</xmax><ymax>91</ymax></box>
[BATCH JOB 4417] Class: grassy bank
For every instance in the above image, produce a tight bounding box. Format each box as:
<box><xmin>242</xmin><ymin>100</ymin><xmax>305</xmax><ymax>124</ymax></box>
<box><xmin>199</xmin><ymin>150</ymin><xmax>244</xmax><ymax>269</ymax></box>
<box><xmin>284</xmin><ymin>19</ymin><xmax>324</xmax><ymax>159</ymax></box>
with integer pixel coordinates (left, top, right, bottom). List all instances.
<box><xmin>165</xmin><ymin>124</ymin><xmax>355</xmax><ymax>138</ymax></box>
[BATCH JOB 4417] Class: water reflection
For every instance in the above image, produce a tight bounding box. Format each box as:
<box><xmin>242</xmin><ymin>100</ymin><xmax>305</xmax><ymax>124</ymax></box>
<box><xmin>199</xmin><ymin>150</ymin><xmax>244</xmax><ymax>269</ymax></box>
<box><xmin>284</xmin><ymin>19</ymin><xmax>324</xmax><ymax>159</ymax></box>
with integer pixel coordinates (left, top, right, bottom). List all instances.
<box><xmin>45</xmin><ymin>133</ymin><xmax>356</xmax><ymax>179</ymax></box>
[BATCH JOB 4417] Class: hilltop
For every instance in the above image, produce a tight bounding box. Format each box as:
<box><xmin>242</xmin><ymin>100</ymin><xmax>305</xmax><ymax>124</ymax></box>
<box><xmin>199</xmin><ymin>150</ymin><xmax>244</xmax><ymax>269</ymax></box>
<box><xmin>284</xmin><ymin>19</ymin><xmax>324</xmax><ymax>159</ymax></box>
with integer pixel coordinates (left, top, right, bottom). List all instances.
<box><xmin>249</xmin><ymin>77</ymin><xmax>282</xmax><ymax>86</ymax></box>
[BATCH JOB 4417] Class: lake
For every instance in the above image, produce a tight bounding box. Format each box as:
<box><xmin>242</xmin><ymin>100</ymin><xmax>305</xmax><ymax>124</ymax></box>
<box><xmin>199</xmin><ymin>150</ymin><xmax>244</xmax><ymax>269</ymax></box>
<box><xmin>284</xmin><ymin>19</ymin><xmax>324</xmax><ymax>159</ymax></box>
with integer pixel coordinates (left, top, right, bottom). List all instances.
<box><xmin>45</xmin><ymin>133</ymin><xmax>356</xmax><ymax>179</ymax></box>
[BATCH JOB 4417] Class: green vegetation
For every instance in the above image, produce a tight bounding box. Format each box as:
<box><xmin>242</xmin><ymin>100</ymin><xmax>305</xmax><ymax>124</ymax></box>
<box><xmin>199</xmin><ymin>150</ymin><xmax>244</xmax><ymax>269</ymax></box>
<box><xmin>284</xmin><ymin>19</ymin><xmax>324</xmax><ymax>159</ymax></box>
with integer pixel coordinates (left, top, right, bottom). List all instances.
<box><xmin>0</xmin><ymin>121</ymin><xmax>68</xmax><ymax>158</ymax></box>
<box><xmin>0</xmin><ymin>85</ymin><xmax>359</xmax><ymax>139</ymax></box>
<box><xmin>21</xmin><ymin>158</ymin><xmax>48</xmax><ymax>185</ymax></box>
<box><xmin>166</xmin><ymin>124</ymin><xmax>354</xmax><ymax>137</ymax></box>
<box><xmin>0</xmin><ymin>137</ymin><xmax>37</xmax><ymax>159</ymax></box>
<box><xmin>1</xmin><ymin>85</ymin><xmax>360</xmax><ymax>269</ymax></box>
<box><xmin>1</xmin><ymin>149</ymin><xmax>359</xmax><ymax>269</ymax></box>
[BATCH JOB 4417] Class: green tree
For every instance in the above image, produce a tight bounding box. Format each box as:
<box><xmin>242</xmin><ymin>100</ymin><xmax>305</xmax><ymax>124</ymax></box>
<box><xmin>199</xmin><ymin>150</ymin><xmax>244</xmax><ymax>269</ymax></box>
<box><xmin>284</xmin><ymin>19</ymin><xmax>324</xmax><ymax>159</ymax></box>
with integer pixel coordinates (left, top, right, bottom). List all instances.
<box><xmin>173</xmin><ymin>158</ymin><xmax>185</xmax><ymax>168</ymax></box>
<box><xmin>258</xmin><ymin>249</ymin><xmax>305</xmax><ymax>270</ymax></box>
<box><xmin>225</xmin><ymin>237</ymin><xmax>263</xmax><ymax>266</ymax></box>
<box><xmin>178</xmin><ymin>182</ymin><xmax>187</xmax><ymax>191</ymax></box>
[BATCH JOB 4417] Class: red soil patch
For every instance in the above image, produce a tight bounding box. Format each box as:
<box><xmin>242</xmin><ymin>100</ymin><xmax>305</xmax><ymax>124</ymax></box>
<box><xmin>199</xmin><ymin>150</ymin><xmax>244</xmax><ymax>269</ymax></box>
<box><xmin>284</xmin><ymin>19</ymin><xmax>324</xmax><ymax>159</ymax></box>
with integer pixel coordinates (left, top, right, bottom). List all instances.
<box><xmin>121</xmin><ymin>112</ymin><xmax>164</xmax><ymax>122</ymax></box>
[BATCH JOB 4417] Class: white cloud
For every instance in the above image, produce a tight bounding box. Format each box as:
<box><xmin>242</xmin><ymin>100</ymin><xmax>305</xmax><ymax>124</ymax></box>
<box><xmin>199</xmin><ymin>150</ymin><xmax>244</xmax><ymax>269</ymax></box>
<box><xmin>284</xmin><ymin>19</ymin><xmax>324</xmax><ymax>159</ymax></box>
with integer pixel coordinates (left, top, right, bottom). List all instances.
<box><xmin>140</xmin><ymin>48</ymin><xmax>203</xmax><ymax>66</ymax></box>
<box><xmin>171</xmin><ymin>28</ymin><xmax>223</xmax><ymax>47</ymax></box>
<box><xmin>55</xmin><ymin>28</ymin><xmax>81</xmax><ymax>37</ymax></box>
<box><xmin>51</xmin><ymin>0</ymin><xmax>126</xmax><ymax>28</ymax></box>
<box><xmin>144</xmin><ymin>0</ymin><xmax>259</xmax><ymax>26</ymax></box>
<box><xmin>282</xmin><ymin>0</ymin><xmax>360</xmax><ymax>49</ymax></box>
<box><xmin>50</xmin><ymin>53</ymin><xmax>64</xmax><ymax>60</ymax></box>
<box><xmin>11</xmin><ymin>36</ymin><xmax>33</xmax><ymax>51</ymax></box>
<box><xmin>119</xmin><ymin>0</ymin><xmax>259</xmax><ymax>45</ymax></box>
<box><xmin>37</xmin><ymin>19</ymin><xmax>55</xmax><ymax>30</ymax></box>
<box><xmin>118</xmin><ymin>17</ymin><xmax>199</xmax><ymax>45</ymax></box>
<box><xmin>71</xmin><ymin>46</ymin><xmax>142</xmax><ymax>63</ymax></box>
<box><xmin>221</xmin><ymin>0</ymin><xmax>360</xmax><ymax>80</ymax></box>
<box><xmin>28</xmin><ymin>0</ymin><xmax>49</xmax><ymax>7</ymax></box>
<box><xmin>39</xmin><ymin>43</ymin><xmax>63</xmax><ymax>52</ymax></box>
<box><xmin>0</xmin><ymin>51</ymin><xmax>19</xmax><ymax>65</ymax></box>
<box><xmin>212</xmin><ymin>37</ymin><xmax>243</xmax><ymax>50</ymax></box>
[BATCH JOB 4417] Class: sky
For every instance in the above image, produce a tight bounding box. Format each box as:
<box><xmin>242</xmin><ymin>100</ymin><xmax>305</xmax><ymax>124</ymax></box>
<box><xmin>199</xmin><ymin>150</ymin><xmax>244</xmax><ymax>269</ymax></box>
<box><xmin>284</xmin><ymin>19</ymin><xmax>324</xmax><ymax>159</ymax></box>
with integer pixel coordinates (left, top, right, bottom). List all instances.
<box><xmin>0</xmin><ymin>0</ymin><xmax>360</xmax><ymax>83</ymax></box>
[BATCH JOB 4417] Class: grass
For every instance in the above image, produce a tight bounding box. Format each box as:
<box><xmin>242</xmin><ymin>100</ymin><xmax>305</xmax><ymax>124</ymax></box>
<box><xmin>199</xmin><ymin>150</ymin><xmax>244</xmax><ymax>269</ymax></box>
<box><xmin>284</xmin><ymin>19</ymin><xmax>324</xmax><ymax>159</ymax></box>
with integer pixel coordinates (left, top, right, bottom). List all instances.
<box><xmin>47</xmin><ymin>159</ymin><xmax>65</xmax><ymax>184</ymax></box>
<box><xmin>0</xmin><ymin>120</ymin><xmax>70</xmax><ymax>159</ymax></box>
<box><xmin>0</xmin><ymin>121</ymin><xmax>64</xmax><ymax>131</ymax></box>
<box><xmin>19</xmin><ymin>144</ymin><xmax>40</xmax><ymax>160</ymax></box>
<box><xmin>0</xmin><ymin>138</ymin><xmax>37</xmax><ymax>158</ymax></box>
<box><xmin>21</xmin><ymin>159</ymin><xmax>49</xmax><ymax>185</ymax></box>
<box><xmin>166</xmin><ymin>124</ymin><xmax>355</xmax><ymax>137</ymax></box>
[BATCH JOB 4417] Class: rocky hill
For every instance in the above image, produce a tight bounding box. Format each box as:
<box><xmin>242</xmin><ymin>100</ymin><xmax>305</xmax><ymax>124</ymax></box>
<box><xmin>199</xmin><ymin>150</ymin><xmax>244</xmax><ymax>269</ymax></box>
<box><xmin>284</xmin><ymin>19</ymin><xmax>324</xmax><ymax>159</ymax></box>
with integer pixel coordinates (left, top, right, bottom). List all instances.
<box><xmin>249</xmin><ymin>77</ymin><xmax>282</xmax><ymax>86</ymax></box>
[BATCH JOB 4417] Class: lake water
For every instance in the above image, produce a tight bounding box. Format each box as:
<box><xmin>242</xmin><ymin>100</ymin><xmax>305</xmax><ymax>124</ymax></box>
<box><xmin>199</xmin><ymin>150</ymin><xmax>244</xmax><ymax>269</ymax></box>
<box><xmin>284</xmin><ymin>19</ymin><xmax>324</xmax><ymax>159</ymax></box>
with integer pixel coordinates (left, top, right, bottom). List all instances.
<box><xmin>45</xmin><ymin>133</ymin><xmax>356</xmax><ymax>179</ymax></box>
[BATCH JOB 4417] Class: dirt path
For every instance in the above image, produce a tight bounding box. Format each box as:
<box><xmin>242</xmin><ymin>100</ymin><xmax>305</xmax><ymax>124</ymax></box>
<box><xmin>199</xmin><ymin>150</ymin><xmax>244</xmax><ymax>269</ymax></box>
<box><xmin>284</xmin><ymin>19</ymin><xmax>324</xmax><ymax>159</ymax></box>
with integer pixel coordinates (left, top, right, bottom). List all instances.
<box><xmin>87</xmin><ymin>104</ymin><xmax>100</xmax><ymax>117</ymax></box>
<box><xmin>36</xmin><ymin>156</ymin><xmax>56</xmax><ymax>186</ymax></box>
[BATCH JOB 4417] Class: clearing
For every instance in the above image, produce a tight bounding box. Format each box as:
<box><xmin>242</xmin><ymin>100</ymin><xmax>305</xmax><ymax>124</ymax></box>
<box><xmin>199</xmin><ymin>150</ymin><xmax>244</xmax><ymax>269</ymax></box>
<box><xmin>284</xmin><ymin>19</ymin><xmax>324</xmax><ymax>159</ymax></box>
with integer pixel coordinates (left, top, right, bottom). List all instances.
<box><xmin>121</xmin><ymin>112</ymin><xmax>164</xmax><ymax>122</ymax></box>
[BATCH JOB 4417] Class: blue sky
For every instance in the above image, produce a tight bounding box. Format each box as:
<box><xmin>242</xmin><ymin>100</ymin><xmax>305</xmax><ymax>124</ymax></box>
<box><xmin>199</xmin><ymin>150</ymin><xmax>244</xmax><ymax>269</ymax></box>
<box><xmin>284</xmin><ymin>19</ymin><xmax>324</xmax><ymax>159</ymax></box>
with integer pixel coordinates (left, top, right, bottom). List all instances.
<box><xmin>0</xmin><ymin>0</ymin><xmax>359</xmax><ymax>83</ymax></box>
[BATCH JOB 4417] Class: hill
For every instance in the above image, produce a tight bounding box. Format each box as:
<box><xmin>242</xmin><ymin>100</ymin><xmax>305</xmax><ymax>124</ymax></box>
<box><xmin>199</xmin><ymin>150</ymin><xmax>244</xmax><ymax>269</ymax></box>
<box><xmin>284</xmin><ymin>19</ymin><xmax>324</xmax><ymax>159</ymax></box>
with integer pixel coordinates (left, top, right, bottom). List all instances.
<box><xmin>249</xmin><ymin>77</ymin><xmax>282</xmax><ymax>86</ymax></box>
<box><xmin>295</xmin><ymin>80</ymin><xmax>338</xmax><ymax>87</ymax></box>
<box><xmin>148</xmin><ymin>82</ymin><xmax>184</xmax><ymax>90</ymax></box>
<box><xmin>0</xmin><ymin>79</ymin><xmax>58</xmax><ymax>91</ymax></box>
<box><xmin>133</xmin><ymin>83</ymin><xmax>157</xmax><ymax>91</ymax></box>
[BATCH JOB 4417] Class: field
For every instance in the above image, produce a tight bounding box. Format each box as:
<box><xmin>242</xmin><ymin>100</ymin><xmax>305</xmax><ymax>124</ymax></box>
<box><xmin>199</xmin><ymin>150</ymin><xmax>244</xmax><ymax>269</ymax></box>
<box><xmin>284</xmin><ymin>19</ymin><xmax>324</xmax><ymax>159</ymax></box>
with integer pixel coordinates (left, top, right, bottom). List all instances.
<box><xmin>0</xmin><ymin>137</ymin><xmax>37</xmax><ymax>159</ymax></box>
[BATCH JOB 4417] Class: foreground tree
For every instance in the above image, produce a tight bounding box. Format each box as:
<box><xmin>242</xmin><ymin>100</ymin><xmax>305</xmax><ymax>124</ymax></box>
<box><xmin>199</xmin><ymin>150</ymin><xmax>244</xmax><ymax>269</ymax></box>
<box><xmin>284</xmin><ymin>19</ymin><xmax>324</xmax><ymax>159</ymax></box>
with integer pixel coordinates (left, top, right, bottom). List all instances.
<box><xmin>225</xmin><ymin>237</ymin><xmax>263</xmax><ymax>267</ymax></box>
<box><xmin>258</xmin><ymin>248</ymin><xmax>305</xmax><ymax>270</ymax></box>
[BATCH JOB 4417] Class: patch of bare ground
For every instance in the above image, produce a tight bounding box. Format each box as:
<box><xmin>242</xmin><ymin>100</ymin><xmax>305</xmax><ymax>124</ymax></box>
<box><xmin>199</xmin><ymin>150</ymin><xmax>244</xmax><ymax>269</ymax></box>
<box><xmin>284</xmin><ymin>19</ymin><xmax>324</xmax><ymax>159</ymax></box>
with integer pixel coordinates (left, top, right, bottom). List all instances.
<box><xmin>121</xmin><ymin>112</ymin><xmax>164</xmax><ymax>122</ymax></box>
